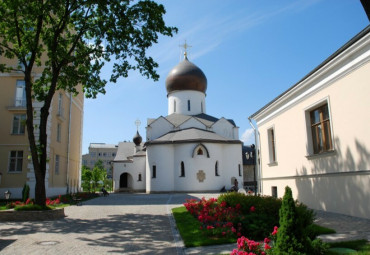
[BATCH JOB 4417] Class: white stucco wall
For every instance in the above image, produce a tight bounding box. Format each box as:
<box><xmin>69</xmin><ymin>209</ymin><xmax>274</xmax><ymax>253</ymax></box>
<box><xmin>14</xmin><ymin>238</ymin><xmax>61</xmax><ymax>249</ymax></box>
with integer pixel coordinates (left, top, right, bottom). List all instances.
<box><xmin>212</xmin><ymin>118</ymin><xmax>237</xmax><ymax>139</ymax></box>
<box><xmin>253</xmin><ymin>34</ymin><xmax>370</xmax><ymax>219</ymax></box>
<box><xmin>168</xmin><ymin>91</ymin><xmax>206</xmax><ymax>115</ymax></box>
<box><xmin>113</xmin><ymin>156</ymin><xmax>146</xmax><ymax>191</ymax></box>
<box><xmin>146</xmin><ymin>142</ymin><xmax>243</xmax><ymax>193</ymax></box>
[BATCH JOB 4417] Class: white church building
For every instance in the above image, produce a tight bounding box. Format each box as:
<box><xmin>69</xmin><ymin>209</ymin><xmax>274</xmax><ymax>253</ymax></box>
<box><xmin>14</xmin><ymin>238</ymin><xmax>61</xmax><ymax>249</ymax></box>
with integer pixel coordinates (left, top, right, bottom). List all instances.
<box><xmin>113</xmin><ymin>52</ymin><xmax>243</xmax><ymax>193</ymax></box>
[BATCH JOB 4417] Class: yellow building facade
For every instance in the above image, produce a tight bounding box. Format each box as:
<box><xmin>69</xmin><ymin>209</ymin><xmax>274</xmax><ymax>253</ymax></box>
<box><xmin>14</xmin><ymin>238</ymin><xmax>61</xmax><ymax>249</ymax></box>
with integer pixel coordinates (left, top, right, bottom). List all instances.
<box><xmin>0</xmin><ymin>57</ymin><xmax>84</xmax><ymax>199</ymax></box>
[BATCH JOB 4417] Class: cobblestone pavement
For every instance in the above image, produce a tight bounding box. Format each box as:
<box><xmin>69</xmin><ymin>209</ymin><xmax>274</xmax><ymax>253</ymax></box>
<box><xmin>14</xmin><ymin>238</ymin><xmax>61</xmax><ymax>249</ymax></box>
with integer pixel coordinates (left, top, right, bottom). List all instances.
<box><xmin>0</xmin><ymin>193</ymin><xmax>369</xmax><ymax>255</ymax></box>
<box><xmin>0</xmin><ymin>193</ymin><xmax>216</xmax><ymax>255</ymax></box>
<box><xmin>314</xmin><ymin>209</ymin><xmax>370</xmax><ymax>243</ymax></box>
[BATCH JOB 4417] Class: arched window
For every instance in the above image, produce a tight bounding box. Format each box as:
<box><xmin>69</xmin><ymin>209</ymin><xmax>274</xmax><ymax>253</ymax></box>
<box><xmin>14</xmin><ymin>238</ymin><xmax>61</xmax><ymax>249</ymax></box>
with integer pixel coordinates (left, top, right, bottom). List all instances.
<box><xmin>238</xmin><ymin>164</ymin><xmax>242</xmax><ymax>176</ymax></box>
<box><xmin>174</xmin><ymin>100</ymin><xmax>176</xmax><ymax>112</ymax></box>
<box><xmin>138</xmin><ymin>173</ymin><xmax>142</xmax><ymax>181</ymax></box>
<box><xmin>152</xmin><ymin>165</ymin><xmax>156</xmax><ymax>178</ymax></box>
<box><xmin>197</xmin><ymin>148</ymin><xmax>203</xmax><ymax>155</ymax></box>
<box><xmin>215</xmin><ymin>161</ymin><xmax>219</xmax><ymax>176</ymax></box>
<box><xmin>180</xmin><ymin>161</ymin><xmax>185</xmax><ymax>177</ymax></box>
<box><xmin>201</xmin><ymin>102</ymin><xmax>203</xmax><ymax>113</ymax></box>
<box><xmin>187</xmin><ymin>100</ymin><xmax>191</xmax><ymax>111</ymax></box>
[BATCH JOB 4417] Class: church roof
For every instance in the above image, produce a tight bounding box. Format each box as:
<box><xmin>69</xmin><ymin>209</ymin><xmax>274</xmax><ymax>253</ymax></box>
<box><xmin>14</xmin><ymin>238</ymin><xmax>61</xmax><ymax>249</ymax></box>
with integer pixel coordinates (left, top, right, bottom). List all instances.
<box><xmin>146</xmin><ymin>128</ymin><xmax>242</xmax><ymax>145</ymax></box>
<box><xmin>163</xmin><ymin>113</ymin><xmax>236</xmax><ymax>128</ymax></box>
<box><xmin>165</xmin><ymin>56</ymin><xmax>207</xmax><ymax>95</ymax></box>
<box><xmin>113</xmin><ymin>142</ymin><xmax>135</xmax><ymax>161</ymax></box>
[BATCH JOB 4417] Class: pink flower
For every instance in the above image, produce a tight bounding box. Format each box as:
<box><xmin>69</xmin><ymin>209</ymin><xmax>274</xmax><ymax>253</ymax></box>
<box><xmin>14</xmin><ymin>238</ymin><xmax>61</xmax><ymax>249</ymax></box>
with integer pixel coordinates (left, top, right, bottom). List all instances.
<box><xmin>264</xmin><ymin>238</ymin><xmax>270</xmax><ymax>243</ymax></box>
<box><xmin>231</xmin><ymin>227</ymin><xmax>236</xmax><ymax>233</ymax></box>
<box><xmin>272</xmin><ymin>226</ymin><xmax>278</xmax><ymax>235</ymax></box>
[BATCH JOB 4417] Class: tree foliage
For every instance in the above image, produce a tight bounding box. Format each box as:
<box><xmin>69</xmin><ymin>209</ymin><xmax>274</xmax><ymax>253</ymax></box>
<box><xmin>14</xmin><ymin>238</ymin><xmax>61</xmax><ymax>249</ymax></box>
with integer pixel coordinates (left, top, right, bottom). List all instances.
<box><xmin>81</xmin><ymin>165</ymin><xmax>92</xmax><ymax>192</ymax></box>
<box><xmin>0</xmin><ymin>0</ymin><xmax>177</xmax><ymax>205</ymax></box>
<box><xmin>275</xmin><ymin>186</ymin><xmax>306</xmax><ymax>255</ymax></box>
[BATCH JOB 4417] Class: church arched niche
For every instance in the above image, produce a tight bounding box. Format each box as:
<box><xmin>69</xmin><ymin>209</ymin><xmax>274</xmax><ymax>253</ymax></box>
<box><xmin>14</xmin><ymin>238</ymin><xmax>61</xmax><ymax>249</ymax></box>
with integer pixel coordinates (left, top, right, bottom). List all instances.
<box><xmin>120</xmin><ymin>172</ymin><xmax>133</xmax><ymax>189</ymax></box>
<box><xmin>192</xmin><ymin>143</ymin><xmax>210</xmax><ymax>158</ymax></box>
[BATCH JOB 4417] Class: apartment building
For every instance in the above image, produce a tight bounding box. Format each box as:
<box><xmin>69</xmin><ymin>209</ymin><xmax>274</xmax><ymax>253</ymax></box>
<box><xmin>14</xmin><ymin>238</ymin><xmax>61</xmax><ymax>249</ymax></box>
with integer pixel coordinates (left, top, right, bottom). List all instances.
<box><xmin>0</xmin><ymin>57</ymin><xmax>84</xmax><ymax>199</ymax></box>
<box><xmin>82</xmin><ymin>143</ymin><xmax>118</xmax><ymax>178</ymax></box>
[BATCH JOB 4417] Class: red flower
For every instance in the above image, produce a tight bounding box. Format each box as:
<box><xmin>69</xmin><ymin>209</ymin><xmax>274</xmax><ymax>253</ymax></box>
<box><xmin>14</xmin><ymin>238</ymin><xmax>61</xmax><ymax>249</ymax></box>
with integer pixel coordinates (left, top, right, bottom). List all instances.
<box><xmin>249</xmin><ymin>206</ymin><xmax>255</xmax><ymax>212</ymax></box>
<box><xmin>264</xmin><ymin>243</ymin><xmax>271</xmax><ymax>250</ymax></box>
<box><xmin>264</xmin><ymin>238</ymin><xmax>270</xmax><ymax>244</ymax></box>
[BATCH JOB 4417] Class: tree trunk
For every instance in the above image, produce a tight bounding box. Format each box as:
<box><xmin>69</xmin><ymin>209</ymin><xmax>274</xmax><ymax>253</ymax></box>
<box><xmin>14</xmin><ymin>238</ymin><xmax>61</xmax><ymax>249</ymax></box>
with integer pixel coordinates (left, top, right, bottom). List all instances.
<box><xmin>34</xmin><ymin>169</ymin><xmax>46</xmax><ymax>205</ymax></box>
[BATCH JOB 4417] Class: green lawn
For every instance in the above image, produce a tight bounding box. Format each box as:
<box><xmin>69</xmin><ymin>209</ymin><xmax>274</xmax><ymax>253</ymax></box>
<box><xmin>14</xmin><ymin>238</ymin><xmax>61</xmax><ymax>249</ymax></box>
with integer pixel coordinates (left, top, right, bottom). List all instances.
<box><xmin>326</xmin><ymin>240</ymin><xmax>370</xmax><ymax>255</ymax></box>
<box><xmin>172</xmin><ymin>206</ymin><xmax>236</xmax><ymax>247</ymax></box>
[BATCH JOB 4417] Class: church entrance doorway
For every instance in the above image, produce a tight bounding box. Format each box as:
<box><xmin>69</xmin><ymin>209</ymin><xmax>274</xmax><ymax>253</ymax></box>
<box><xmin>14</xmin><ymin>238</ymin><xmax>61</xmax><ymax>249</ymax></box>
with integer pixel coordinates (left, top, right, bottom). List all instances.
<box><xmin>120</xmin><ymin>173</ymin><xmax>128</xmax><ymax>188</ymax></box>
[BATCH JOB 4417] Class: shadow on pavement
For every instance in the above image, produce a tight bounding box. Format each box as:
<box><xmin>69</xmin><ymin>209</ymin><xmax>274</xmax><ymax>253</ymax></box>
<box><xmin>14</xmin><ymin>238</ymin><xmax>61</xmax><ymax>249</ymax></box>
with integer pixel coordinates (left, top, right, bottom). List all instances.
<box><xmin>1</xmin><ymin>213</ymin><xmax>176</xmax><ymax>254</ymax></box>
<box><xmin>80</xmin><ymin>193</ymin><xmax>219</xmax><ymax>206</ymax></box>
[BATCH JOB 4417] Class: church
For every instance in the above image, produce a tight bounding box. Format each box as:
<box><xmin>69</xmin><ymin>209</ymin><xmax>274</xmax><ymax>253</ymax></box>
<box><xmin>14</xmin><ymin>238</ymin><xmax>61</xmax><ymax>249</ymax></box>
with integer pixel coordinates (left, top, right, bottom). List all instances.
<box><xmin>113</xmin><ymin>50</ymin><xmax>243</xmax><ymax>193</ymax></box>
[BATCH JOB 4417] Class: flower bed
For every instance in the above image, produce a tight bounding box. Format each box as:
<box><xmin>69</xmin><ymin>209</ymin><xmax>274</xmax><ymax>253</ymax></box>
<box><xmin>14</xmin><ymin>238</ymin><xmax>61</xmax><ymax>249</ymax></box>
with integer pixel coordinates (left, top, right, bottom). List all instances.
<box><xmin>183</xmin><ymin>192</ymin><xmax>316</xmax><ymax>241</ymax></box>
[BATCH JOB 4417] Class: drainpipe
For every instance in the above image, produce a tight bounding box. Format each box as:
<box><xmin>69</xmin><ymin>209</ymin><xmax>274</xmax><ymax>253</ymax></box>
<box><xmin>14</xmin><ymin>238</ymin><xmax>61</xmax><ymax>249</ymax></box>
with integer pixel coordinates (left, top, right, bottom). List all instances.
<box><xmin>66</xmin><ymin>93</ymin><xmax>72</xmax><ymax>193</ymax></box>
<box><xmin>248</xmin><ymin>117</ymin><xmax>262</xmax><ymax>195</ymax></box>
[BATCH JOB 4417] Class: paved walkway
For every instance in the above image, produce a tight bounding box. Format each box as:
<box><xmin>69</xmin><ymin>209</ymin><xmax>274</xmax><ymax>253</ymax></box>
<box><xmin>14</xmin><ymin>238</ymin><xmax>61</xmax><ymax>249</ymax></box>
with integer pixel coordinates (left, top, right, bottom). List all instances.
<box><xmin>0</xmin><ymin>193</ymin><xmax>369</xmax><ymax>255</ymax></box>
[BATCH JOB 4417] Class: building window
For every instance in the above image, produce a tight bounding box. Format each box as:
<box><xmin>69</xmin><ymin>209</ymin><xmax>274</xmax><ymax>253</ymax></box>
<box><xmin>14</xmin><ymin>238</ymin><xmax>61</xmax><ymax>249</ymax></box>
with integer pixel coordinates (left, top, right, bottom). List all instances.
<box><xmin>57</xmin><ymin>93</ymin><xmax>63</xmax><ymax>117</ymax></box>
<box><xmin>112</xmin><ymin>153</ymin><xmax>116</xmax><ymax>157</ymax></box>
<box><xmin>15</xmin><ymin>80</ymin><xmax>26</xmax><ymax>107</ymax></box>
<box><xmin>238</xmin><ymin>164</ymin><xmax>242</xmax><ymax>176</ymax></box>
<box><xmin>90</xmin><ymin>152</ymin><xmax>96</xmax><ymax>157</ymax></box>
<box><xmin>152</xmin><ymin>165</ymin><xmax>156</xmax><ymax>178</ymax></box>
<box><xmin>197</xmin><ymin>148</ymin><xmax>203</xmax><ymax>155</ymax></box>
<box><xmin>180</xmin><ymin>161</ymin><xmax>185</xmax><ymax>177</ymax></box>
<box><xmin>174</xmin><ymin>100</ymin><xmax>176</xmax><ymax>113</ymax></box>
<box><xmin>310</xmin><ymin>104</ymin><xmax>333</xmax><ymax>154</ymax></box>
<box><xmin>98</xmin><ymin>153</ymin><xmax>101</xmax><ymax>156</ymax></box>
<box><xmin>57</xmin><ymin>123</ymin><xmax>61</xmax><ymax>142</ymax></box>
<box><xmin>215</xmin><ymin>161</ymin><xmax>219</xmax><ymax>176</ymax></box>
<box><xmin>267</xmin><ymin>127</ymin><xmax>276</xmax><ymax>163</ymax></box>
<box><xmin>55</xmin><ymin>155</ymin><xmax>60</xmax><ymax>174</ymax></box>
<box><xmin>12</xmin><ymin>114</ymin><xmax>26</xmax><ymax>134</ymax></box>
<box><xmin>9</xmin><ymin>151</ymin><xmax>23</xmax><ymax>172</ymax></box>
<box><xmin>138</xmin><ymin>174</ymin><xmax>142</xmax><ymax>181</ymax></box>
<box><xmin>103</xmin><ymin>153</ymin><xmax>107</xmax><ymax>157</ymax></box>
<box><xmin>271</xmin><ymin>186</ymin><xmax>278</xmax><ymax>198</ymax></box>
<box><xmin>187</xmin><ymin>100</ymin><xmax>191</xmax><ymax>111</ymax></box>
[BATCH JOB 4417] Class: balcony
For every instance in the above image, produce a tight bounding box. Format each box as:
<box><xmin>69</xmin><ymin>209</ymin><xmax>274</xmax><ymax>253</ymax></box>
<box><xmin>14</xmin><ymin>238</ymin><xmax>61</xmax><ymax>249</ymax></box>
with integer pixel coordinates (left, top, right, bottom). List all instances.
<box><xmin>7</xmin><ymin>98</ymin><xmax>26</xmax><ymax>111</ymax></box>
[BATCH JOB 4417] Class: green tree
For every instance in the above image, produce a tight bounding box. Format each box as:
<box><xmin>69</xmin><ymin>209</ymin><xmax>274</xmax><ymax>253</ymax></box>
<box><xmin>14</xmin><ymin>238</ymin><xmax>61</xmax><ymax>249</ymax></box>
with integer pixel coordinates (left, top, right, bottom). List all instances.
<box><xmin>275</xmin><ymin>186</ymin><xmax>307</xmax><ymax>255</ymax></box>
<box><xmin>0</xmin><ymin>0</ymin><xmax>177</xmax><ymax>205</ymax></box>
<box><xmin>81</xmin><ymin>165</ymin><xmax>92</xmax><ymax>192</ymax></box>
<box><xmin>91</xmin><ymin>160</ymin><xmax>105</xmax><ymax>192</ymax></box>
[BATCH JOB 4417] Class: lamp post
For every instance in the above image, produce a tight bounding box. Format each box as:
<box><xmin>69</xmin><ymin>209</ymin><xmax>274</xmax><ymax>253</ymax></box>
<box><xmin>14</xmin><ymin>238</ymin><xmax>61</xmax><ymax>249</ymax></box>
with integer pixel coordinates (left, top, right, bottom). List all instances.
<box><xmin>250</xmin><ymin>144</ymin><xmax>256</xmax><ymax>194</ymax></box>
<box><xmin>4</xmin><ymin>190</ymin><xmax>11</xmax><ymax>203</ymax></box>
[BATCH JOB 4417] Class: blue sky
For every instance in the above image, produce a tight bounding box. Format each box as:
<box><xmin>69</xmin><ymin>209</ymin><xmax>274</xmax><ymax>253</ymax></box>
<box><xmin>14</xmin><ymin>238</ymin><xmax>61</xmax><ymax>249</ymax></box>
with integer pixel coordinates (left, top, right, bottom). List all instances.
<box><xmin>82</xmin><ymin>0</ymin><xmax>369</xmax><ymax>154</ymax></box>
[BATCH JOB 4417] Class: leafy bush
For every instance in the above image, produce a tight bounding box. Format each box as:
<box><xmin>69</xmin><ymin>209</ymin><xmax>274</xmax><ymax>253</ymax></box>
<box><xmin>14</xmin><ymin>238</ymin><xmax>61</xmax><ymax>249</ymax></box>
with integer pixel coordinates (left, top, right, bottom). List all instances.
<box><xmin>14</xmin><ymin>204</ymin><xmax>52</xmax><ymax>211</ymax></box>
<box><xmin>22</xmin><ymin>184</ymin><xmax>30</xmax><ymax>202</ymax></box>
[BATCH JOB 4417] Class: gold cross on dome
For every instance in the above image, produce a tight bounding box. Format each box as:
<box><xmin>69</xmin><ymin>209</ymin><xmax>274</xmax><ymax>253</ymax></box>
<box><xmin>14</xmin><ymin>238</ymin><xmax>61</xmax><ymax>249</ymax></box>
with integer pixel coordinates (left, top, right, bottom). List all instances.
<box><xmin>179</xmin><ymin>40</ymin><xmax>192</xmax><ymax>58</ymax></box>
<box><xmin>135</xmin><ymin>119</ymin><xmax>141</xmax><ymax>131</ymax></box>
